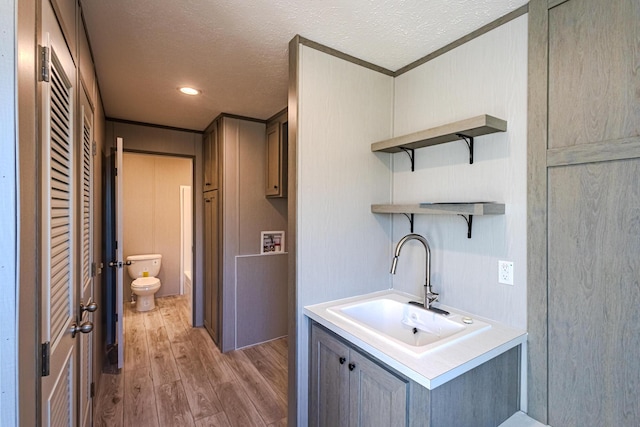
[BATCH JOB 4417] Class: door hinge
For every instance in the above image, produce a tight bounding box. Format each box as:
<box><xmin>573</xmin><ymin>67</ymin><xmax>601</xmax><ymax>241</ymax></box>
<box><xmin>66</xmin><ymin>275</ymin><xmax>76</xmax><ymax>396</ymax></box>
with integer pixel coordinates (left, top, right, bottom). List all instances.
<box><xmin>90</xmin><ymin>382</ymin><xmax>95</xmax><ymax>398</ymax></box>
<box><xmin>41</xmin><ymin>342</ymin><xmax>50</xmax><ymax>377</ymax></box>
<box><xmin>39</xmin><ymin>45</ymin><xmax>50</xmax><ymax>82</ymax></box>
<box><xmin>92</xmin><ymin>141</ymin><xmax>97</xmax><ymax>157</ymax></box>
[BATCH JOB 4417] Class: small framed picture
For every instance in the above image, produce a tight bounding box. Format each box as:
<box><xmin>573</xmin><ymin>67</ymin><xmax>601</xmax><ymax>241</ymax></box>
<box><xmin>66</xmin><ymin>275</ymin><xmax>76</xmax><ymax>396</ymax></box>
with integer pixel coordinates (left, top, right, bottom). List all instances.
<box><xmin>261</xmin><ymin>231</ymin><xmax>285</xmax><ymax>254</ymax></box>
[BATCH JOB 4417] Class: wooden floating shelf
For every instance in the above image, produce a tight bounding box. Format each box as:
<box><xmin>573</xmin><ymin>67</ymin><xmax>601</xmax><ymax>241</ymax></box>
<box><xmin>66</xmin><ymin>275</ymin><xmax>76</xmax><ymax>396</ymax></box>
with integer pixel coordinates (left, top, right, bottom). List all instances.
<box><xmin>371</xmin><ymin>115</ymin><xmax>507</xmax><ymax>162</ymax></box>
<box><xmin>371</xmin><ymin>202</ymin><xmax>505</xmax><ymax>215</ymax></box>
<box><xmin>371</xmin><ymin>202</ymin><xmax>505</xmax><ymax>238</ymax></box>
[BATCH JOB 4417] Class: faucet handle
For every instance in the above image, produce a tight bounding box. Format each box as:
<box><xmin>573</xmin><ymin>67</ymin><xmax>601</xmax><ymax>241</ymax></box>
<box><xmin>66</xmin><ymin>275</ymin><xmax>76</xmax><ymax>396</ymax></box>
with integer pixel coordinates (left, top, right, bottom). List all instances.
<box><xmin>426</xmin><ymin>291</ymin><xmax>439</xmax><ymax>304</ymax></box>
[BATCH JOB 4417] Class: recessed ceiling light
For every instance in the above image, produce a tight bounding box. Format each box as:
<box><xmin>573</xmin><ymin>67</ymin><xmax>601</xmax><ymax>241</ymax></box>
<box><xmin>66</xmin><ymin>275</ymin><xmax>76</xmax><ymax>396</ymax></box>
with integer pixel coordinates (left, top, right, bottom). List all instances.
<box><xmin>179</xmin><ymin>87</ymin><xmax>200</xmax><ymax>96</ymax></box>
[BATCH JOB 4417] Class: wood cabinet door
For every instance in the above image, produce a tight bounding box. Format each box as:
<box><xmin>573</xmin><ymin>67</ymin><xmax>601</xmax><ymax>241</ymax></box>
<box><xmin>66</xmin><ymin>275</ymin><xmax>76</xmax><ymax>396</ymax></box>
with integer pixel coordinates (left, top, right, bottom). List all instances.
<box><xmin>310</xmin><ymin>325</ymin><xmax>351</xmax><ymax>427</ymax></box>
<box><xmin>529</xmin><ymin>0</ymin><xmax>640</xmax><ymax>424</ymax></box>
<box><xmin>348</xmin><ymin>350</ymin><xmax>408</xmax><ymax>427</ymax></box>
<box><xmin>265</xmin><ymin>122</ymin><xmax>282</xmax><ymax>197</ymax></box>
<box><xmin>203</xmin><ymin>191</ymin><xmax>219</xmax><ymax>343</ymax></box>
<box><xmin>204</xmin><ymin>121</ymin><xmax>219</xmax><ymax>191</ymax></box>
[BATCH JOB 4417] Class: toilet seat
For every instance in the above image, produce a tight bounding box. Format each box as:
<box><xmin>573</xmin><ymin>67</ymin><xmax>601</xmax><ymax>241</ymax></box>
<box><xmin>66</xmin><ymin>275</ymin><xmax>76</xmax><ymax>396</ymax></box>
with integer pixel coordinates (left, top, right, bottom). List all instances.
<box><xmin>131</xmin><ymin>277</ymin><xmax>160</xmax><ymax>291</ymax></box>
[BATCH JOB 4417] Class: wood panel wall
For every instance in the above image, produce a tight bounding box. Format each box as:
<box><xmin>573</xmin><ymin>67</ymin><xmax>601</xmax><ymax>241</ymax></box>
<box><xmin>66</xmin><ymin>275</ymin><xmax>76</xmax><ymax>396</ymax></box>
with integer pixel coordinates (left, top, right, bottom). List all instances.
<box><xmin>528</xmin><ymin>0</ymin><xmax>640</xmax><ymax>424</ymax></box>
<box><xmin>236</xmin><ymin>254</ymin><xmax>288</xmax><ymax>348</ymax></box>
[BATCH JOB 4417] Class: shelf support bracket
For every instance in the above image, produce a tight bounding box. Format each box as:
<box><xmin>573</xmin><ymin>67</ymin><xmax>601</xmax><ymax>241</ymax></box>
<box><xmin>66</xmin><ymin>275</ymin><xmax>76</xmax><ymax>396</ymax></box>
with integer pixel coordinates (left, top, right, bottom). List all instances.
<box><xmin>458</xmin><ymin>214</ymin><xmax>473</xmax><ymax>238</ymax></box>
<box><xmin>456</xmin><ymin>133</ymin><xmax>474</xmax><ymax>164</ymax></box>
<box><xmin>402</xmin><ymin>213</ymin><xmax>415</xmax><ymax>233</ymax></box>
<box><xmin>399</xmin><ymin>147</ymin><xmax>415</xmax><ymax>172</ymax></box>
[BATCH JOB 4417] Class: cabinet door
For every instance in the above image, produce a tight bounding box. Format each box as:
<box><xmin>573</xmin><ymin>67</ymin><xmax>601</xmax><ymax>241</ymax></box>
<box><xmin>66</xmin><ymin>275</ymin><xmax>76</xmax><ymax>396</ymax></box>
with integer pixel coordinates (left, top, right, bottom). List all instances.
<box><xmin>203</xmin><ymin>191</ymin><xmax>219</xmax><ymax>343</ymax></box>
<box><xmin>265</xmin><ymin>122</ymin><xmax>281</xmax><ymax>196</ymax></box>
<box><xmin>349</xmin><ymin>350</ymin><xmax>408</xmax><ymax>427</ymax></box>
<box><xmin>310</xmin><ymin>325</ymin><xmax>351</xmax><ymax>427</ymax></box>
<box><xmin>204</xmin><ymin>121</ymin><xmax>219</xmax><ymax>191</ymax></box>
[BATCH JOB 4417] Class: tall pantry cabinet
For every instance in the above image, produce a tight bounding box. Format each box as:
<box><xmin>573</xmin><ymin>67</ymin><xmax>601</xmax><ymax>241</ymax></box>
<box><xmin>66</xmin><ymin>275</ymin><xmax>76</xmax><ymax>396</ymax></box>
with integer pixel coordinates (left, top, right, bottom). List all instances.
<box><xmin>203</xmin><ymin>121</ymin><xmax>220</xmax><ymax>343</ymax></box>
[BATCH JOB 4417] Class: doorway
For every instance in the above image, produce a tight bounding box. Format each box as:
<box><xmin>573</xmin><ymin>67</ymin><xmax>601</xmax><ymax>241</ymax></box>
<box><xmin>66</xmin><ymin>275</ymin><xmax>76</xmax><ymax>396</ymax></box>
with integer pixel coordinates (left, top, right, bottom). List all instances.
<box><xmin>121</xmin><ymin>153</ymin><xmax>194</xmax><ymax>314</ymax></box>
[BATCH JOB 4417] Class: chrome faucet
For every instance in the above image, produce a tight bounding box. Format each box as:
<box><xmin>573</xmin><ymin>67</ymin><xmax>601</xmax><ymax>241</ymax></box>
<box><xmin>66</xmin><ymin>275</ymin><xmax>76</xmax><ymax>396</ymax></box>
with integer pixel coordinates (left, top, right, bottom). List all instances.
<box><xmin>390</xmin><ymin>233</ymin><xmax>439</xmax><ymax>309</ymax></box>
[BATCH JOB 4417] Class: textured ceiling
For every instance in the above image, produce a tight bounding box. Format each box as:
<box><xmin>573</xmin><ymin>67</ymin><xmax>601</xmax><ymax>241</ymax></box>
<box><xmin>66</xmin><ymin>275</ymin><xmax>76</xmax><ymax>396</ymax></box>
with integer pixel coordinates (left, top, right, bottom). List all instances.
<box><xmin>80</xmin><ymin>0</ymin><xmax>527</xmax><ymax>131</ymax></box>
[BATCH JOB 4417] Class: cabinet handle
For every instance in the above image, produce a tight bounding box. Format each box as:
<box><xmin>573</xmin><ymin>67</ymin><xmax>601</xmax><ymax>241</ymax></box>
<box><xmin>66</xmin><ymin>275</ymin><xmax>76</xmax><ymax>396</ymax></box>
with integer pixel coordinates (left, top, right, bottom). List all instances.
<box><xmin>274</xmin><ymin>185</ymin><xmax>278</xmax><ymax>189</ymax></box>
<box><xmin>339</xmin><ymin>357</ymin><xmax>346</xmax><ymax>365</ymax></box>
<box><xmin>205</xmin><ymin>182</ymin><xmax>211</xmax><ymax>186</ymax></box>
<box><xmin>348</xmin><ymin>363</ymin><xmax>356</xmax><ymax>371</ymax></box>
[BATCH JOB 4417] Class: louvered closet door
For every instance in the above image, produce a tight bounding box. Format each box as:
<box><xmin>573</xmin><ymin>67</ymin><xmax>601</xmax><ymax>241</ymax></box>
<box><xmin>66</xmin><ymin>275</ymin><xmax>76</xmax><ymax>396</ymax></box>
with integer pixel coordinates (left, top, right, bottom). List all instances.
<box><xmin>40</xmin><ymin>1</ymin><xmax>78</xmax><ymax>425</ymax></box>
<box><xmin>78</xmin><ymin>92</ymin><xmax>94</xmax><ymax>427</ymax></box>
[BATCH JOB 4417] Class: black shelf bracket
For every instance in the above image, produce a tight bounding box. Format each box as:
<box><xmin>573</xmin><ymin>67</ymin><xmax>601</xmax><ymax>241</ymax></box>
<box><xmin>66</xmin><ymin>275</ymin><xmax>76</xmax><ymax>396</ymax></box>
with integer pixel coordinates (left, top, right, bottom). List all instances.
<box><xmin>399</xmin><ymin>147</ymin><xmax>415</xmax><ymax>171</ymax></box>
<box><xmin>458</xmin><ymin>214</ymin><xmax>474</xmax><ymax>238</ymax></box>
<box><xmin>456</xmin><ymin>133</ymin><xmax>474</xmax><ymax>164</ymax></box>
<box><xmin>402</xmin><ymin>213</ymin><xmax>415</xmax><ymax>233</ymax></box>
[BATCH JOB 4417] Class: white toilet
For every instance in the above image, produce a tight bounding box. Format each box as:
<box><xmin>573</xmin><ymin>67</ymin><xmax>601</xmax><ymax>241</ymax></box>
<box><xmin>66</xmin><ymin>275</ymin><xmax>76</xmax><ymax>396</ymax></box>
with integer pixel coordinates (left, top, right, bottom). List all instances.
<box><xmin>126</xmin><ymin>254</ymin><xmax>162</xmax><ymax>312</ymax></box>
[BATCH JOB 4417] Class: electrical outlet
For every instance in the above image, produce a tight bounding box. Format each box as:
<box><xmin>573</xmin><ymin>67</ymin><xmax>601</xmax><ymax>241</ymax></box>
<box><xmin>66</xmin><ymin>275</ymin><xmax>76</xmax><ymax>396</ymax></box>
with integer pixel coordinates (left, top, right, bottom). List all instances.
<box><xmin>498</xmin><ymin>260</ymin><xmax>514</xmax><ymax>285</ymax></box>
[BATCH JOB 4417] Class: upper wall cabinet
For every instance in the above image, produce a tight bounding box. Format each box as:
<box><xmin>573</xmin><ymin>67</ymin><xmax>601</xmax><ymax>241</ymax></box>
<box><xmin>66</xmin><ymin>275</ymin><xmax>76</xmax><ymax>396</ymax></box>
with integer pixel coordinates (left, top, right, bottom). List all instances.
<box><xmin>266</xmin><ymin>111</ymin><xmax>288</xmax><ymax>198</ymax></box>
<box><xmin>203</xmin><ymin>120</ymin><xmax>219</xmax><ymax>191</ymax></box>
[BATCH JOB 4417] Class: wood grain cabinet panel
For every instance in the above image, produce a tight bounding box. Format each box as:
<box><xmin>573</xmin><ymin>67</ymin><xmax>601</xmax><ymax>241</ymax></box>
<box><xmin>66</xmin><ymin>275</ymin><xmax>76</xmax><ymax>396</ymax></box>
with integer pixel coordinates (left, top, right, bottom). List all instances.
<box><xmin>265</xmin><ymin>119</ymin><xmax>287</xmax><ymax>198</ymax></box>
<box><xmin>203</xmin><ymin>121</ymin><xmax>219</xmax><ymax>191</ymax></box>
<box><xmin>310</xmin><ymin>325</ymin><xmax>351</xmax><ymax>427</ymax></box>
<box><xmin>310</xmin><ymin>324</ymin><xmax>409</xmax><ymax>427</ymax></box>
<box><xmin>203</xmin><ymin>191</ymin><xmax>219</xmax><ymax>343</ymax></box>
<box><xmin>310</xmin><ymin>322</ymin><xmax>520</xmax><ymax>427</ymax></box>
<box><xmin>349</xmin><ymin>350</ymin><xmax>408</xmax><ymax>427</ymax></box>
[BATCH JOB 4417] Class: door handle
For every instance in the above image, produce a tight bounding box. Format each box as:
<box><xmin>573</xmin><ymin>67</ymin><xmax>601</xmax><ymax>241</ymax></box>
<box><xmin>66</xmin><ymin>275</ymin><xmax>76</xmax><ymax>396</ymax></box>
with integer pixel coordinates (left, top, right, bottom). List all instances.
<box><xmin>70</xmin><ymin>321</ymin><xmax>94</xmax><ymax>338</ymax></box>
<box><xmin>80</xmin><ymin>300</ymin><xmax>98</xmax><ymax>313</ymax></box>
<box><xmin>108</xmin><ymin>260</ymin><xmax>132</xmax><ymax>268</ymax></box>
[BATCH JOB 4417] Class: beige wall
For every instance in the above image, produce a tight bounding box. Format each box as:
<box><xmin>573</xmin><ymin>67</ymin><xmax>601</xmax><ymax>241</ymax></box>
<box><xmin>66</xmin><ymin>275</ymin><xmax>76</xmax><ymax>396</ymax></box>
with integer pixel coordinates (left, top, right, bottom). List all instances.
<box><xmin>123</xmin><ymin>153</ymin><xmax>192</xmax><ymax>299</ymax></box>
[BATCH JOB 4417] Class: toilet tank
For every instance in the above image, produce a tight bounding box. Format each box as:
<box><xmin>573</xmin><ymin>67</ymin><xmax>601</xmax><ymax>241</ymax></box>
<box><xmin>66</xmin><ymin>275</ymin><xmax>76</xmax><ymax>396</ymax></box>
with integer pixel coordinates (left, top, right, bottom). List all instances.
<box><xmin>126</xmin><ymin>254</ymin><xmax>162</xmax><ymax>278</ymax></box>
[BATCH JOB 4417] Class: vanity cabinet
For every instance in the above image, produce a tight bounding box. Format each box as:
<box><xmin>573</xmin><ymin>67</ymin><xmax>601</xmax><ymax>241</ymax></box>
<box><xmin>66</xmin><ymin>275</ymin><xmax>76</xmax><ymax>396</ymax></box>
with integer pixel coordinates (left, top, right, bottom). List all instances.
<box><xmin>310</xmin><ymin>324</ymin><xmax>415</xmax><ymax>427</ymax></box>
<box><xmin>265</xmin><ymin>112</ymin><xmax>287</xmax><ymax>198</ymax></box>
<box><xmin>310</xmin><ymin>322</ymin><xmax>520</xmax><ymax>427</ymax></box>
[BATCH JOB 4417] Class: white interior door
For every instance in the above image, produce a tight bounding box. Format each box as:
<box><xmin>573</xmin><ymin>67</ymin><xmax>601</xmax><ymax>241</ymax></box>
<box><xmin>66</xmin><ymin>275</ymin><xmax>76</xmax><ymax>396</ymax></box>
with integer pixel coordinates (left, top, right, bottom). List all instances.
<box><xmin>40</xmin><ymin>1</ymin><xmax>78</xmax><ymax>424</ymax></box>
<box><xmin>116</xmin><ymin>137</ymin><xmax>124</xmax><ymax>368</ymax></box>
<box><xmin>78</xmin><ymin>92</ymin><xmax>96</xmax><ymax>427</ymax></box>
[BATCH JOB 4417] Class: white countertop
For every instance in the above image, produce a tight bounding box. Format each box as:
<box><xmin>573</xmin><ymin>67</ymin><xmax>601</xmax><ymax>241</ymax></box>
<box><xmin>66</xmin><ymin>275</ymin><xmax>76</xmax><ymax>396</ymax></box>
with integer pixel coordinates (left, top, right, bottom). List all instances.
<box><xmin>304</xmin><ymin>289</ymin><xmax>527</xmax><ymax>390</ymax></box>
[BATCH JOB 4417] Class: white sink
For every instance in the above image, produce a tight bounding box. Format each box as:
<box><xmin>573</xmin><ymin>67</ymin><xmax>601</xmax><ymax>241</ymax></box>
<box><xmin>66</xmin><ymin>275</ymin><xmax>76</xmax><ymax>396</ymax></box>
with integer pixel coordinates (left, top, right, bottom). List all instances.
<box><xmin>328</xmin><ymin>297</ymin><xmax>491</xmax><ymax>356</ymax></box>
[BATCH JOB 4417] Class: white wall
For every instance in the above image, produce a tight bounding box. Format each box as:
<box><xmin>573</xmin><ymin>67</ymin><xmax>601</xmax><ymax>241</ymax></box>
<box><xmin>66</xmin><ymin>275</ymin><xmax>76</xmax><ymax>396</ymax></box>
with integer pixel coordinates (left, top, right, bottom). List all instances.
<box><xmin>295</xmin><ymin>44</ymin><xmax>394</xmax><ymax>422</ymax></box>
<box><xmin>294</xmin><ymin>15</ymin><xmax>528</xmax><ymax>422</ymax></box>
<box><xmin>391</xmin><ymin>15</ymin><xmax>528</xmax><ymax>329</ymax></box>
<box><xmin>0</xmin><ymin>0</ymin><xmax>18</xmax><ymax>423</ymax></box>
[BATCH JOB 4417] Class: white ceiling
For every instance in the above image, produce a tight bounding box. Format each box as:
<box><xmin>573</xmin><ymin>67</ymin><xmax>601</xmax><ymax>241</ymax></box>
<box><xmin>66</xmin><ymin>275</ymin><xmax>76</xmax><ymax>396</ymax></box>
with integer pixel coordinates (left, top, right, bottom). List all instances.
<box><xmin>80</xmin><ymin>0</ymin><xmax>527</xmax><ymax>131</ymax></box>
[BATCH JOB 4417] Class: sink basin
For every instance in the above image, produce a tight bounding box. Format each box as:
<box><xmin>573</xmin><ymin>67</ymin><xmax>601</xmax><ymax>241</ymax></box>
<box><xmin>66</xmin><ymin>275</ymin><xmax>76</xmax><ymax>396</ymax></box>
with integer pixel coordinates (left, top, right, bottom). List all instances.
<box><xmin>328</xmin><ymin>297</ymin><xmax>491</xmax><ymax>356</ymax></box>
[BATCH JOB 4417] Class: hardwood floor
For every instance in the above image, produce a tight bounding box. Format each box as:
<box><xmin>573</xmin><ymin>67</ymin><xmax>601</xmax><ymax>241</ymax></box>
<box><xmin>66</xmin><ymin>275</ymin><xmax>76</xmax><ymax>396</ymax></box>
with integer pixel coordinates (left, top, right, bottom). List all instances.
<box><xmin>94</xmin><ymin>295</ymin><xmax>288</xmax><ymax>426</ymax></box>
